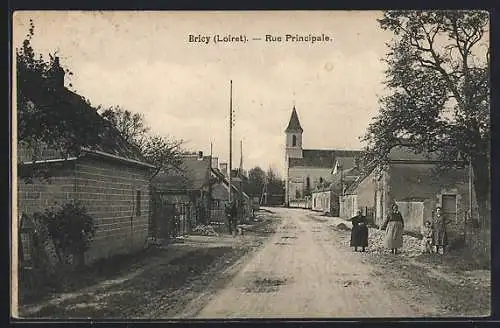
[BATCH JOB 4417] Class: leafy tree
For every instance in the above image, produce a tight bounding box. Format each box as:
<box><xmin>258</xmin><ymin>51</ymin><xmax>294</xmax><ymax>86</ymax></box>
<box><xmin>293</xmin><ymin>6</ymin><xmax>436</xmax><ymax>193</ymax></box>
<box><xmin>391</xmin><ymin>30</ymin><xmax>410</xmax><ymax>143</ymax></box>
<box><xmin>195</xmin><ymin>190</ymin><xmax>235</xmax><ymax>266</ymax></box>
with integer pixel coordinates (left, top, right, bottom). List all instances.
<box><xmin>363</xmin><ymin>10</ymin><xmax>490</xmax><ymax>220</ymax></box>
<box><xmin>98</xmin><ymin>105</ymin><xmax>150</xmax><ymax>147</ymax></box>
<box><xmin>17</xmin><ymin>19</ymin><xmax>104</xmax><ymax>162</ymax></box>
<box><xmin>141</xmin><ymin>135</ymin><xmax>185</xmax><ymax>179</ymax></box>
<box><xmin>266</xmin><ymin>167</ymin><xmax>285</xmax><ymax>195</ymax></box>
<box><xmin>244</xmin><ymin>166</ymin><xmax>266</xmax><ymax>197</ymax></box>
<box><xmin>98</xmin><ymin>106</ymin><xmax>185</xmax><ymax>180</ymax></box>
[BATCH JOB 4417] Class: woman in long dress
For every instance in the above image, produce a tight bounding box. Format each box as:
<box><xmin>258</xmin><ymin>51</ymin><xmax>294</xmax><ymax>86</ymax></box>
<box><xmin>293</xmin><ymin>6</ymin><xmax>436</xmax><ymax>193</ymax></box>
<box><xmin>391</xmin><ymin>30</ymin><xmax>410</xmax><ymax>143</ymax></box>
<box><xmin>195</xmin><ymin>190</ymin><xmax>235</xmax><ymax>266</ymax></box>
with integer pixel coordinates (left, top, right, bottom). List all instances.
<box><xmin>381</xmin><ymin>203</ymin><xmax>404</xmax><ymax>254</ymax></box>
<box><xmin>349</xmin><ymin>210</ymin><xmax>369</xmax><ymax>252</ymax></box>
<box><xmin>432</xmin><ymin>206</ymin><xmax>451</xmax><ymax>255</ymax></box>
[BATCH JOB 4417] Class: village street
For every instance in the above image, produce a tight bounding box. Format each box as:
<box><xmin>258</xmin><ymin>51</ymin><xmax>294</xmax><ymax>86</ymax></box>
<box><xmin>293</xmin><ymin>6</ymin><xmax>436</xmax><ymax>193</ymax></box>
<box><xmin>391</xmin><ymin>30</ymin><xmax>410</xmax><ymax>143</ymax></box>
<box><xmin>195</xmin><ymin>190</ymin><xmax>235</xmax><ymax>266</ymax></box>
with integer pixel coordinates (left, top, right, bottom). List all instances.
<box><xmin>187</xmin><ymin>207</ymin><xmax>490</xmax><ymax>318</ymax></box>
<box><xmin>19</xmin><ymin>207</ymin><xmax>490</xmax><ymax>319</ymax></box>
<box><xmin>189</xmin><ymin>207</ymin><xmax>464</xmax><ymax>318</ymax></box>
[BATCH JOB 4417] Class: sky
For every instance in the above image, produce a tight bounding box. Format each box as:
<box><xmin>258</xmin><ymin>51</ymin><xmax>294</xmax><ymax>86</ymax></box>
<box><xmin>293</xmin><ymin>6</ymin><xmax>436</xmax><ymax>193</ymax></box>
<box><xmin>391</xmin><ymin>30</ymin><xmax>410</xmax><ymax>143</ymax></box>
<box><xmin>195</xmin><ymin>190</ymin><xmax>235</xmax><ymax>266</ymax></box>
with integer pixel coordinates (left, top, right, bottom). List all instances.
<box><xmin>13</xmin><ymin>11</ymin><xmax>394</xmax><ymax>176</ymax></box>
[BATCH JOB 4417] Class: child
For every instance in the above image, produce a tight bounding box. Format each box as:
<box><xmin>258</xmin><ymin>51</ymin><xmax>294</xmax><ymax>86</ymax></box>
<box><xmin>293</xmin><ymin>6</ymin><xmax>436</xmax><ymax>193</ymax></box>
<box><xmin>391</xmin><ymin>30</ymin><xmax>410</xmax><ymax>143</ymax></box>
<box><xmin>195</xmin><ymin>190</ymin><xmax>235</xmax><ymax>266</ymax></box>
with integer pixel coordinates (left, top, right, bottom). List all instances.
<box><xmin>421</xmin><ymin>220</ymin><xmax>433</xmax><ymax>254</ymax></box>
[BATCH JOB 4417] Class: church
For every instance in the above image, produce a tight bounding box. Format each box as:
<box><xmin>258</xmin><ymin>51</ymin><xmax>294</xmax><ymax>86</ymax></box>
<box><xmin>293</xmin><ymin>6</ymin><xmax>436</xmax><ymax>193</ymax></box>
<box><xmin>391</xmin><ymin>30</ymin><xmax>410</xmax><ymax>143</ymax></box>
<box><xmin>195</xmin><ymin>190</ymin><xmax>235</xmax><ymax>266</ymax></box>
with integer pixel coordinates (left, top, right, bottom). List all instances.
<box><xmin>284</xmin><ymin>106</ymin><xmax>362</xmax><ymax>207</ymax></box>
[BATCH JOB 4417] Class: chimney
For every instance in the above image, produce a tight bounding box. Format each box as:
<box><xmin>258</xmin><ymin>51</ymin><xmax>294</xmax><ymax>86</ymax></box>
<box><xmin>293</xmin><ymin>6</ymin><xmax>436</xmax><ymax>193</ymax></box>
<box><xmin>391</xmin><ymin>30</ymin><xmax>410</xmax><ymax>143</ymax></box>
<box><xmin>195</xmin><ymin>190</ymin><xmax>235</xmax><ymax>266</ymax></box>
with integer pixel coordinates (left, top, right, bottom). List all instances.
<box><xmin>211</xmin><ymin>156</ymin><xmax>218</xmax><ymax>169</ymax></box>
<box><xmin>197</xmin><ymin>151</ymin><xmax>203</xmax><ymax>160</ymax></box>
<box><xmin>220</xmin><ymin>162</ymin><xmax>228</xmax><ymax>177</ymax></box>
<box><xmin>48</xmin><ymin>56</ymin><xmax>65</xmax><ymax>89</ymax></box>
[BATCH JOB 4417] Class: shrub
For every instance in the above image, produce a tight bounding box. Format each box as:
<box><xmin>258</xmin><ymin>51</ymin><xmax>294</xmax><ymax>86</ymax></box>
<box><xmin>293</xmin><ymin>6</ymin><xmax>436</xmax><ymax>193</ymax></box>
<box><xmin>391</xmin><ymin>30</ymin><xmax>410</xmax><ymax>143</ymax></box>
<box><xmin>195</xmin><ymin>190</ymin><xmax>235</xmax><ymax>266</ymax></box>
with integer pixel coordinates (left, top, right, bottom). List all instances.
<box><xmin>43</xmin><ymin>200</ymin><xmax>96</xmax><ymax>268</ymax></box>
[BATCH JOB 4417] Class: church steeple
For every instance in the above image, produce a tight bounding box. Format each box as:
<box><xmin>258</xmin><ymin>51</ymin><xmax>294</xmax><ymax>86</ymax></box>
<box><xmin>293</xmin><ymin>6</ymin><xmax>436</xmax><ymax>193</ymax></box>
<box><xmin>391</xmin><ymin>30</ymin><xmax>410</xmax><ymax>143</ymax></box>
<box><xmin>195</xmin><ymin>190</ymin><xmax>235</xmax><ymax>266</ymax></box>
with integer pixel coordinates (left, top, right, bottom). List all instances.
<box><xmin>285</xmin><ymin>105</ymin><xmax>303</xmax><ymax>160</ymax></box>
<box><xmin>285</xmin><ymin>106</ymin><xmax>303</xmax><ymax>133</ymax></box>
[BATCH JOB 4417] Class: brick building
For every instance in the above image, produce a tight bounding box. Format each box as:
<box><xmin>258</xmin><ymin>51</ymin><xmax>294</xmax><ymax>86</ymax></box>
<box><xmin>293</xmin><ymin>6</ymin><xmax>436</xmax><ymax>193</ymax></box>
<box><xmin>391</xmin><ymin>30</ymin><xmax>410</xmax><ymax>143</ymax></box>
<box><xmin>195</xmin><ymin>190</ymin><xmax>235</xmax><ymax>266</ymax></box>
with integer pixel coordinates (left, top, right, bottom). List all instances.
<box><xmin>17</xmin><ymin>58</ymin><xmax>155</xmax><ymax>264</ymax></box>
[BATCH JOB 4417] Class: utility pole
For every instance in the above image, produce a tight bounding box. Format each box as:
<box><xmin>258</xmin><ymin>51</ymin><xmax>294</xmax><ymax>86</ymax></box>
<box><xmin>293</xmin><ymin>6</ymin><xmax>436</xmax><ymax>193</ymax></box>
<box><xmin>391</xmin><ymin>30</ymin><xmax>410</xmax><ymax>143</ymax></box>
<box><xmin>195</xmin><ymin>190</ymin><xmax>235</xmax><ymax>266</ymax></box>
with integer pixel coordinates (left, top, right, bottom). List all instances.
<box><xmin>239</xmin><ymin>140</ymin><xmax>244</xmax><ymax>220</ymax></box>
<box><xmin>229</xmin><ymin>80</ymin><xmax>233</xmax><ymax>204</ymax></box>
<box><xmin>208</xmin><ymin>142</ymin><xmax>213</xmax><ymax>221</ymax></box>
<box><xmin>340</xmin><ymin>164</ymin><xmax>344</xmax><ymax>196</ymax></box>
<box><xmin>239</xmin><ymin>140</ymin><xmax>243</xmax><ymax>172</ymax></box>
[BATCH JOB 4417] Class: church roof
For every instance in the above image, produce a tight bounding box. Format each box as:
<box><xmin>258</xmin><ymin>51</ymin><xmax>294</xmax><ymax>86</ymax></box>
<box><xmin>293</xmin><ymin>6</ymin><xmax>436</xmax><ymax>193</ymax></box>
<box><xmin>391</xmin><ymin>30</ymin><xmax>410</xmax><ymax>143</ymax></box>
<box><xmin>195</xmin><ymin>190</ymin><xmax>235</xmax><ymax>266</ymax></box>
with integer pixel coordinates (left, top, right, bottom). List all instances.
<box><xmin>285</xmin><ymin>106</ymin><xmax>303</xmax><ymax>133</ymax></box>
<box><xmin>288</xmin><ymin>149</ymin><xmax>362</xmax><ymax>168</ymax></box>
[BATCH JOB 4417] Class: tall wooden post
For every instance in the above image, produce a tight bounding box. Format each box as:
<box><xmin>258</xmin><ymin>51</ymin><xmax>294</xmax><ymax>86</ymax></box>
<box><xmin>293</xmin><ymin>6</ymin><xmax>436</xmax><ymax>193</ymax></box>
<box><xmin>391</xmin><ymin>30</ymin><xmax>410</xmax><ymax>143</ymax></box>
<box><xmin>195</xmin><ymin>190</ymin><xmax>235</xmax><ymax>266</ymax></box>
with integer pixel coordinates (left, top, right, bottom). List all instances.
<box><xmin>229</xmin><ymin>80</ymin><xmax>233</xmax><ymax>204</ymax></box>
<box><xmin>208</xmin><ymin>142</ymin><xmax>213</xmax><ymax>221</ymax></box>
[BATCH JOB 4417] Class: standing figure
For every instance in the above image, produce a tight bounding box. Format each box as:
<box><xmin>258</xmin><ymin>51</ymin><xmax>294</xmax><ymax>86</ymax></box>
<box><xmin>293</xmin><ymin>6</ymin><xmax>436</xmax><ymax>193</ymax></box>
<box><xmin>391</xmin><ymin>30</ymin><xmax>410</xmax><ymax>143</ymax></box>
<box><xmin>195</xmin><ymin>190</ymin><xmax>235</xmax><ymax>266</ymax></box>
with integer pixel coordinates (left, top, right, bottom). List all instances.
<box><xmin>225</xmin><ymin>201</ymin><xmax>238</xmax><ymax>237</ymax></box>
<box><xmin>225</xmin><ymin>201</ymin><xmax>233</xmax><ymax>235</ymax></box>
<box><xmin>381</xmin><ymin>203</ymin><xmax>405</xmax><ymax>254</ymax></box>
<box><xmin>421</xmin><ymin>220</ymin><xmax>434</xmax><ymax>254</ymax></box>
<box><xmin>349</xmin><ymin>210</ymin><xmax>369</xmax><ymax>252</ymax></box>
<box><xmin>432</xmin><ymin>207</ymin><xmax>451</xmax><ymax>255</ymax></box>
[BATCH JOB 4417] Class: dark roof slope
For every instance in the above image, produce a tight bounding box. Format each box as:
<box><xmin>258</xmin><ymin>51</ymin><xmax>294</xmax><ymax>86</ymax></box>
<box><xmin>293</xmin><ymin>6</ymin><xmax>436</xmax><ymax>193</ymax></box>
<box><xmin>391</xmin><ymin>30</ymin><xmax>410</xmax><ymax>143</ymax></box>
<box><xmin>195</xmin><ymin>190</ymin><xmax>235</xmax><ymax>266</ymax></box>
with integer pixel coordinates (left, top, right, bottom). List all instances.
<box><xmin>211</xmin><ymin>168</ymin><xmax>250</xmax><ymax>199</ymax></box>
<box><xmin>344</xmin><ymin>170</ymin><xmax>372</xmax><ymax>195</ymax></box>
<box><xmin>390</xmin><ymin>164</ymin><xmax>465</xmax><ymax>200</ymax></box>
<box><xmin>285</xmin><ymin>106</ymin><xmax>303</xmax><ymax>132</ymax></box>
<box><xmin>65</xmin><ymin>91</ymin><xmax>147</xmax><ymax>162</ymax></box>
<box><xmin>19</xmin><ymin>74</ymin><xmax>149</xmax><ymax>165</ymax></box>
<box><xmin>289</xmin><ymin>149</ymin><xmax>362</xmax><ymax>168</ymax></box>
<box><xmin>152</xmin><ymin>155</ymin><xmax>211</xmax><ymax>190</ymax></box>
<box><xmin>388</xmin><ymin>145</ymin><xmax>440</xmax><ymax>162</ymax></box>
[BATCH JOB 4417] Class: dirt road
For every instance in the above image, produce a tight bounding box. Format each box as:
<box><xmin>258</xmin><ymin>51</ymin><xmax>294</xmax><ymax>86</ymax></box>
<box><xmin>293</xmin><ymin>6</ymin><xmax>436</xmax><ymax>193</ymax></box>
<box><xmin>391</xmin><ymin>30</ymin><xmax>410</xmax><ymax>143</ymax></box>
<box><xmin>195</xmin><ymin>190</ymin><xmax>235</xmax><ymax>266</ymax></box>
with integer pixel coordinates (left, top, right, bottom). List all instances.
<box><xmin>19</xmin><ymin>207</ymin><xmax>489</xmax><ymax>319</ymax></box>
<box><xmin>195</xmin><ymin>207</ymin><xmax>447</xmax><ymax>318</ymax></box>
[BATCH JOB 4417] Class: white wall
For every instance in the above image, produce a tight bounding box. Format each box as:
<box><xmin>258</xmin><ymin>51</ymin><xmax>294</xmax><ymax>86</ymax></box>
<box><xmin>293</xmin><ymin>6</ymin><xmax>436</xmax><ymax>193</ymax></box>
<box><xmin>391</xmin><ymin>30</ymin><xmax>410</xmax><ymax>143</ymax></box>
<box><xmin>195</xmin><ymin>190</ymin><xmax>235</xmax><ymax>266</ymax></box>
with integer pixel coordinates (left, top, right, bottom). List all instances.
<box><xmin>312</xmin><ymin>190</ymin><xmax>332</xmax><ymax>213</ymax></box>
<box><xmin>288</xmin><ymin>166</ymin><xmax>333</xmax><ymax>200</ymax></box>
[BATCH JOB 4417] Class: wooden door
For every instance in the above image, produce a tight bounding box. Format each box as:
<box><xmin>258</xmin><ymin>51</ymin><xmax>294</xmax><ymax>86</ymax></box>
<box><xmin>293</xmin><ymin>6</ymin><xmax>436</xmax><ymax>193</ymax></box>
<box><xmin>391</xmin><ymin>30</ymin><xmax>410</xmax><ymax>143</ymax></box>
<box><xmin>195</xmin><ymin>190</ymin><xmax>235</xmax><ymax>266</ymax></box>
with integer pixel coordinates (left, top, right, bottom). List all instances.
<box><xmin>442</xmin><ymin>194</ymin><xmax>457</xmax><ymax>221</ymax></box>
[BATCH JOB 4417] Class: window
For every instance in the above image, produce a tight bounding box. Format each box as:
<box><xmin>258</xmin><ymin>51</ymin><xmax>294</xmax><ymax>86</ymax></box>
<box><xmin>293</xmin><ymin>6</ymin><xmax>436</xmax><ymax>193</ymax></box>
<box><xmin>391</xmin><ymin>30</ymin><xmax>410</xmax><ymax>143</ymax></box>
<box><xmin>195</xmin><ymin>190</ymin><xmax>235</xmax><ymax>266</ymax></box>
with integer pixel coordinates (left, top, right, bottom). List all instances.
<box><xmin>292</xmin><ymin>134</ymin><xmax>297</xmax><ymax>147</ymax></box>
<box><xmin>136</xmin><ymin>190</ymin><xmax>141</xmax><ymax>216</ymax></box>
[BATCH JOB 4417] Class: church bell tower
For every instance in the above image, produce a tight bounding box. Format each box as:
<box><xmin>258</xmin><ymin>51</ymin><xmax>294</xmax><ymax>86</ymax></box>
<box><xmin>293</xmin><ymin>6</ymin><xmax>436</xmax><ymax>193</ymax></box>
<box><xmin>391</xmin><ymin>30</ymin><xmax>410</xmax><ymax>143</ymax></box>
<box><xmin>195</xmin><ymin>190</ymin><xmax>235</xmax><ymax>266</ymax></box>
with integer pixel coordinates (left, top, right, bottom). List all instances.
<box><xmin>285</xmin><ymin>106</ymin><xmax>303</xmax><ymax>160</ymax></box>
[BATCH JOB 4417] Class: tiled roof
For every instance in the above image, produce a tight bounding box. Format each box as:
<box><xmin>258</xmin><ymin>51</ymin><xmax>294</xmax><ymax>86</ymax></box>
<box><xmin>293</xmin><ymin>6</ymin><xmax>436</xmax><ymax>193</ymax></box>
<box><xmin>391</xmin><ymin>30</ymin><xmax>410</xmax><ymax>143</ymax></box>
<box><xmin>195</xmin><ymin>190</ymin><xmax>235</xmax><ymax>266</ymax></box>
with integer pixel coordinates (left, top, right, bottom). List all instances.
<box><xmin>289</xmin><ymin>149</ymin><xmax>362</xmax><ymax>168</ymax></box>
<box><xmin>285</xmin><ymin>106</ymin><xmax>303</xmax><ymax>132</ymax></box>
<box><xmin>152</xmin><ymin>155</ymin><xmax>211</xmax><ymax>190</ymax></box>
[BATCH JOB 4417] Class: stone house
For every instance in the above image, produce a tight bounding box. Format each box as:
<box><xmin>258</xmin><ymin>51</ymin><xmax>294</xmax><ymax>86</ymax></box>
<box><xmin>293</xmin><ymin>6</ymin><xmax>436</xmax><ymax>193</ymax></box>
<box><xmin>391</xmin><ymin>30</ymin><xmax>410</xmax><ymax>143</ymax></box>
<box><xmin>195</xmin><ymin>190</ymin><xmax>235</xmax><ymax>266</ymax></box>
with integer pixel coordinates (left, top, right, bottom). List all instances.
<box><xmin>311</xmin><ymin>166</ymin><xmax>361</xmax><ymax>216</ymax></box>
<box><xmin>17</xmin><ymin>59</ymin><xmax>155</xmax><ymax>264</ymax></box>
<box><xmin>340</xmin><ymin>146</ymin><xmax>477</xmax><ymax>249</ymax></box>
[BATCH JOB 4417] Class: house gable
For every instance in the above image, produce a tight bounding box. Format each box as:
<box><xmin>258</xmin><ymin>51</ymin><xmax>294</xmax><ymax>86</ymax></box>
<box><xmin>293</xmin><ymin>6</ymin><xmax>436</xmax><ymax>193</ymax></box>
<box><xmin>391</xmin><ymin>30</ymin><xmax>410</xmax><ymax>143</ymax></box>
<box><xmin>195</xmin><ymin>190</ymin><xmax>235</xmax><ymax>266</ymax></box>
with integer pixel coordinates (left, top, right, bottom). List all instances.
<box><xmin>152</xmin><ymin>155</ymin><xmax>211</xmax><ymax>191</ymax></box>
